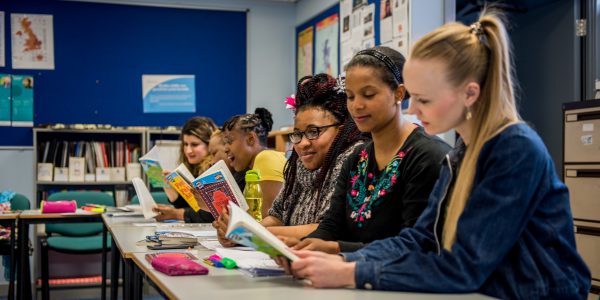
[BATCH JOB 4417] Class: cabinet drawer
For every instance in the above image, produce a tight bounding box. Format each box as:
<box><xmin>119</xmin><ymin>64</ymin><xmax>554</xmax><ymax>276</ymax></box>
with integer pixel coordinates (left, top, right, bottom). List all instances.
<box><xmin>565</xmin><ymin>109</ymin><xmax>600</xmax><ymax>163</ymax></box>
<box><xmin>565</xmin><ymin>166</ymin><xmax>600</xmax><ymax>222</ymax></box>
<box><xmin>575</xmin><ymin>228</ymin><xmax>600</xmax><ymax>281</ymax></box>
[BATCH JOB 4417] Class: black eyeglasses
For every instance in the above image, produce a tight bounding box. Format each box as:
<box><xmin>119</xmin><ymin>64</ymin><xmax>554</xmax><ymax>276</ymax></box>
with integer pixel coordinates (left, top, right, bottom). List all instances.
<box><xmin>288</xmin><ymin>123</ymin><xmax>341</xmax><ymax>144</ymax></box>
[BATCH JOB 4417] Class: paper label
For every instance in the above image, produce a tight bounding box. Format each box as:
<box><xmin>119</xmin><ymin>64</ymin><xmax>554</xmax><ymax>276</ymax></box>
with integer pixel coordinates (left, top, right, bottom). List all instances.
<box><xmin>582</xmin><ymin>123</ymin><xmax>594</xmax><ymax>132</ymax></box>
<box><xmin>581</xmin><ymin>135</ymin><xmax>593</xmax><ymax>145</ymax></box>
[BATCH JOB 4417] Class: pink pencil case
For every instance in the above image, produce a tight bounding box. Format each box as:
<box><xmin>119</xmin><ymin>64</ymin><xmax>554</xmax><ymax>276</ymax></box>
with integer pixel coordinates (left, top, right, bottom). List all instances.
<box><xmin>151</xmin><ymin>256</ymin><xmax>209</xmax><ymax>276</ymax></box>
<box><xmin>40</xmin><ymin>200</ymin><xmax>77</xmax><ymax>213</ymax></box>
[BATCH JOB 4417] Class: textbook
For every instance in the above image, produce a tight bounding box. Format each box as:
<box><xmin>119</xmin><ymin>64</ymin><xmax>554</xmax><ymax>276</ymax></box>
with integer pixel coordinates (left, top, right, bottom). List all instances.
<box><xmin>192</xmin><ymin>160</ymin><xmax>248</xmax><ymax>218</ymax></box>
<box><xmin>139</xmin><ymin>143</ymin><xmax>179</xmax><ymax>188</ymax></box>
<box><xmin>131</xmin><ymin>177</ymin><xmax>159</xmax><ymax>219</ymax></box>
<box><xmin>225</xmin><ymin>202</ymin><xmax>299</xmax><ymax>261</ymax></box>
<box><xmin>165</xmin><ymin>163</ymin><xmax>201</xmax><ymax>212</ymax></box>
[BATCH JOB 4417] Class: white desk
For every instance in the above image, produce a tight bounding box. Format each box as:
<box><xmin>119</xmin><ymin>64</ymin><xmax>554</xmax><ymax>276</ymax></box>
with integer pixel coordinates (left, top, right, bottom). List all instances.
<box><xmin>130</xmin><ymin>251</ymin><xmax>492</xmax><ymax>300</ymax></box>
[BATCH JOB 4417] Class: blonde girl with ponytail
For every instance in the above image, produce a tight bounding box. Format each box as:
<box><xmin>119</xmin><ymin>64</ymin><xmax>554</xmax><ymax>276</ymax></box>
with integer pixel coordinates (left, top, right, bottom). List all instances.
<box><xmin>284</xmin><ymin>9</ymin><xmax>591</xmax><ymax>299</ymax></box>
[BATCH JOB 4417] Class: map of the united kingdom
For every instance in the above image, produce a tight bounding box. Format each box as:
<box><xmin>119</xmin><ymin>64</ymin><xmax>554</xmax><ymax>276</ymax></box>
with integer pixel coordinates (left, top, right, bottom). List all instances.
<box><xmin>11</xmin><ymin>14</ymin><xmax>54</xmax><ymax>69</ymax></box>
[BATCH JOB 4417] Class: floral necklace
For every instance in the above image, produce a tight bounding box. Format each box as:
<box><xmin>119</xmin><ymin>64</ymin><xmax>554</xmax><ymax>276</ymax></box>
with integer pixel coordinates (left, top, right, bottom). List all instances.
<box><xmin>347</xmin><ymin>145</ymin><xmax>412</xmax><ymax>227</ymax></box>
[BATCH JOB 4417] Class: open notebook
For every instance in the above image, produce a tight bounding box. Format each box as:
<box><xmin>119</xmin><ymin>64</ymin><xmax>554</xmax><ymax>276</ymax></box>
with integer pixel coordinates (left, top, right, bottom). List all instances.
<box><xmin>131</xmin><ymin>177</ymin><xmax>159</xmax><ymax>219</ymax></box>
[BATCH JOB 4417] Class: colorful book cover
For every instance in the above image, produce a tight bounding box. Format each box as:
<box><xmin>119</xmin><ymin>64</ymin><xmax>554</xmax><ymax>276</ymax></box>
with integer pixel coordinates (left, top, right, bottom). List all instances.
<box><xmin>225</xmin><ymin>202</ymin><xmax>299</xmax><ymax>261</ymax></box>
<box><xmin>165</xmin><ymin>171</ymin><xmax>200</xmax><ymax>212</ymax></box>
<box><xmin>193</xmin><ymin>170</ymin><xmax>240</xmax><ymax>219</ymax></box>
<box><xmin>0</xmin><ymin>75</ymin><xmax>10</xmax><ymax>126</ymax></box>
<box><xmin>140</xmin><ymin>159</ymin><xmax>165</xmax><ymax>188</ymax></box>
<box><xmin>10</xmin><ymin>74</ymin><xmax>34</xmax><ymax>127</ymax></box>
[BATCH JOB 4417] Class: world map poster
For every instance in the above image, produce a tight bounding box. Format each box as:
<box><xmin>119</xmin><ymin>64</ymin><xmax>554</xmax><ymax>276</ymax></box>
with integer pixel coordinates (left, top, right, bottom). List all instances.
<box><xmin>11</xmin><ymin>14</ymin><xmax>55</xmax><ymax>70</ymax></box>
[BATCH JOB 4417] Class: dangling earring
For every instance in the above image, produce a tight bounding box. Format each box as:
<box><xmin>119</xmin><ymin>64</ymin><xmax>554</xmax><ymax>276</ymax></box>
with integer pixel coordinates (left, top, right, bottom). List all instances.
<box><xmin>465</xmin><ymin>108</ymin><xmax>472</xmax><ymax>120</ymax></box>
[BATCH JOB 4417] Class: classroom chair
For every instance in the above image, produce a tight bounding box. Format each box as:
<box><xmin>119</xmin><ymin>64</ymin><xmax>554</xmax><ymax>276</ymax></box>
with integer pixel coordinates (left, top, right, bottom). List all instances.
<box><xmin>0</xmin><ymin>193</ymin><xmax>31</xmax><ymax>300</ymax></box>
<box><xmin>130</xmin><ymin>191</ymin><xmax>172</xmax><ymax>206</ymax></box>
<box><xmin>39</xmin><ymin>191</ymin><xmax>114</xmax><ymax>300</ymax></box>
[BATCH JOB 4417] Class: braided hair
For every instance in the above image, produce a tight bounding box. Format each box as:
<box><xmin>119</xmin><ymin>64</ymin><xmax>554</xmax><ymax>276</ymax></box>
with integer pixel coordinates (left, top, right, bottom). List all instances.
<box><xmin>222</xmin><ymin>108</ymin><xmax>274</xmax><ymax>146</ymax></box>
<box><xmin>282</xmin><ymin>74</ymin><xmax>365</xmax><ymax>221</ymax></box>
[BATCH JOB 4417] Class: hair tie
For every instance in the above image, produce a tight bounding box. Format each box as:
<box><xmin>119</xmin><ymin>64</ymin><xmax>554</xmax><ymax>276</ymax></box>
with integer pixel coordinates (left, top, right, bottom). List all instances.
<box><xmin>470</xmin><ymin>22</ymin><xmax>484</xmax><ymax>36</ymax></box>
<box><xmin>355</xmin><ymin>49</ymin><xmax>402</xmax><ymax>84</ymax></box>
<box><xmin>470</xmin><ymin>21</ymin><xmax>490</xmax><ymax>49</ymax></box>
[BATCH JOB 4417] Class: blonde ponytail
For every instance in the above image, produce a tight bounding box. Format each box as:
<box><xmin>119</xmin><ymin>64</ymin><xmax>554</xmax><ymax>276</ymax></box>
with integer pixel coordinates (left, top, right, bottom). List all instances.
<box><xmin>409</xmin><ymin>8</ymin><xmax>521</xmax><ymax>251</ymax></box>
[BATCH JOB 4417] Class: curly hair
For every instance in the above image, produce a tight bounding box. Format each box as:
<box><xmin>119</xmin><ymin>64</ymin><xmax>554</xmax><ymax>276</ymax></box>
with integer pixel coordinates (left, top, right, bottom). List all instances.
<box><xmin>282</xmin><ymin>73</ymin><xmax>365</xmax><ymax>216</ymax></box>
<box><xmin>222</xmin><ymin>108</ymin><xmax>274</xmax><ymax>146</ymax></box>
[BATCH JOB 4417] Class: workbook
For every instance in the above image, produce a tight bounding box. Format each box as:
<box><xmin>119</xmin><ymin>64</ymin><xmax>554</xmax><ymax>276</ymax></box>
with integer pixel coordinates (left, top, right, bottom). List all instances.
<box><xmin>192</xmin><ymin>160</ymin><xmax>248</xmax><ymax>218</ymax></box>
<box><xmin>139</xmin><ymin>143</ymin><xmax>179</xmax><ymax>188</ymax></box>
<box><xmin>165</xmin><ymin>163</ymin><xmax>200</xmax><ymax>211</ymax></box>
<box><xmin>166</xmin><ymin>160</ymin><xmax>248</xmax><ymax>216</ymax></box>
<box><xmin>226</xmin><ymin>202</ymin><xmax>299</xmax><ymax>261</ymax></box>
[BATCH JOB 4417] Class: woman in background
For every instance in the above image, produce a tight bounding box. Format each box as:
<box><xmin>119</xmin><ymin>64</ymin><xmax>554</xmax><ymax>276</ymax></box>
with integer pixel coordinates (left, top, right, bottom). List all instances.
<box><xmin>153</xmin><ymin>116</ymin><xmax>217</xmax><ymax>222</ymax></box>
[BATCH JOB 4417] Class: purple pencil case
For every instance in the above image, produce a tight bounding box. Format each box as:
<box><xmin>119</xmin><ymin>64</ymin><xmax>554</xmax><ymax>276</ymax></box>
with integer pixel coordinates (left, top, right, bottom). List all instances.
<box><xmin>151</xmin><ymin>256</ymin><xmax>209</xmax><ymax>276</ymax></box>
<box><xmin>40</xmin><ymin>200</ymin><xmax>77</xmax><ymax>213</ymax></box>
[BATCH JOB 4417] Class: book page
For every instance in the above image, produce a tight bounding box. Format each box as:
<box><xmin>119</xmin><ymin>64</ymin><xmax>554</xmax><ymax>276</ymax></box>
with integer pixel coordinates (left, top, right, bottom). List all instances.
<box><xmin>226</xmin><ymin>202</ymin><xmax>299</xmax><ymax>261</ymax></box>
<box><xmin>131</xmin><ymin>177</ymin><xmax>159</xmax><ymax>219</ymax></box>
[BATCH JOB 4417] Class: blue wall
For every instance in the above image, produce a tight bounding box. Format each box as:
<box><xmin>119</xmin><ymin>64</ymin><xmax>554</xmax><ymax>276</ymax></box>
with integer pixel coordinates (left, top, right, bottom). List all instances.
<box><xmin>0</xmin><ymin>0</ymin><xmax>247</xmax><ymax>146</ymax></box>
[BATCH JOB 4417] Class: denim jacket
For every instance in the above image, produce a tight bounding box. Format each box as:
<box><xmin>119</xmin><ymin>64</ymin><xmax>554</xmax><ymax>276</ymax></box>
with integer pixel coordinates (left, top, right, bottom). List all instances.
<box><xmin>342</xmin><ymin>123</ymin><xmax>591</xmax><ymax>299</ymax></box>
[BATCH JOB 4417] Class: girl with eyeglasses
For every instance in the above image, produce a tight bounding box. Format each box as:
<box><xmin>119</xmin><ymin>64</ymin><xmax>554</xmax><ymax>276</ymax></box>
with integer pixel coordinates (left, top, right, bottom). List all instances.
<box><xmin>214</xmin><ymin>74</ymin><xmax>366</xmax><ymax>246</ymax></box>
<box><xmin>283</xmin><ymin>10</ymin><xmax>590</xmax><ymax>298</ymax></box>
<box><xmin>280</xmin><ymin>46</ymin><xmax>451</xmax><ymax>254</ymax></box>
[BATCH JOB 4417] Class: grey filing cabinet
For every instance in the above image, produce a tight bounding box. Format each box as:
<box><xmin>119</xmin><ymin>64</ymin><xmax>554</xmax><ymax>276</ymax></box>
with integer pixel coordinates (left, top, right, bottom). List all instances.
<box><xmin>563</xmin><ymin>99</ymin><xmax>600</xmax><ymax>298</ymax></box>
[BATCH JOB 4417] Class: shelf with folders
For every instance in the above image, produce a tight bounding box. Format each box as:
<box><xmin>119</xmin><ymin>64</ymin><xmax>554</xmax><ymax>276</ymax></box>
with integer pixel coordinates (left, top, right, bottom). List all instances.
<box><xmin>33</xmin><ymin>128</ymin><xmax>147</xmax><ymax>207</ymax></box>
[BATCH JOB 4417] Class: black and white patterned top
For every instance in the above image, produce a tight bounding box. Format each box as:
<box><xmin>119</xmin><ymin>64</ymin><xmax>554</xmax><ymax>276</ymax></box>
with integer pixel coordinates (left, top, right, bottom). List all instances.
<box><xmin>268</xmin><ymin>141</ymin><xmax>364</xmax><ymax>226</ymax></box>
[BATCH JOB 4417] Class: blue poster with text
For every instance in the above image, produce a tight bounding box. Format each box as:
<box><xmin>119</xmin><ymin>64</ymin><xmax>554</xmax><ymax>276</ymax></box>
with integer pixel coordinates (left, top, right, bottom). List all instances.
<box><xmin>142</xmin><ymin>75</ymin><xmax>196</xmax><ymax>113</ymax></box>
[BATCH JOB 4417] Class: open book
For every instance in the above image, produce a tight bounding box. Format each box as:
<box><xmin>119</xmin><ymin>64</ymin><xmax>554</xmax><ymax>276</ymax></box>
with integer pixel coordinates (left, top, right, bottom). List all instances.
<box><xmin>139</xmin><ymin>143</ymin><xmax>179</xmax><ymax>188</ymax></box>
<box><xmin>131</xmin><ymin>177</ymin><xmax>159</xmax><ymax>219</ymax></box>
<box><xmin>166</xmin><ymin>160</ymin><xmax>248</xmax><ymax>217</ymax></box>
<box><xmin>165</xmin><ymin>163</ymin><xmax>200</xmax><ymax>211</ymax></box>
<box><xmin>192</xmin><ymin>160</ymin><xmax>248</xmax><ymax>218</ymax></box>
<box><xmin>226</xmin><ymin>202</ymin><xmax>299</xmax><ymax>261</ymax></box>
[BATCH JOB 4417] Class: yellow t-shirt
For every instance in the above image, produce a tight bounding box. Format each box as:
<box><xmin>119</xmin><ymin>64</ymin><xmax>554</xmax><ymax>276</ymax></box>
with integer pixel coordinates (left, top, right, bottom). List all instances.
<box><xmin>252</xmin><ymin>150</ymin><xmax>286</xmax><ymax>182</ymax></box>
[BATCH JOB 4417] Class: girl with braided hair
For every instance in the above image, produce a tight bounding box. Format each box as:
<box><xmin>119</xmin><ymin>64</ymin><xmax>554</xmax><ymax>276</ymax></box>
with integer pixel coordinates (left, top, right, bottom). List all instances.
<box><xmin>214</xmin><ymin>73</ymin><xmax>366</xmax><ymax>246</ymax></box>
<box><xmin>221</xmin><ymin>107</ymin><xmax>287</xmax><ymax>218</ymax></box>
<box><xmin>284</xmin><ymin>9</ymin><xmax>590</xmax><ymax>299</ymax></box>
<box><xmin>280</xmin><ymin>46</ymin><xmax>450</xmax><ymax>254</ymax></box>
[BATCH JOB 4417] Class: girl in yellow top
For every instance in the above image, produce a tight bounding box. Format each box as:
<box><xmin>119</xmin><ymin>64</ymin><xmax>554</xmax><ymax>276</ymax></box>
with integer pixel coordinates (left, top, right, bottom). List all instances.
<box><xmin>222</xmin><ymin>107</ymin><xmax>286</xmax><ymax>217</ymax></box>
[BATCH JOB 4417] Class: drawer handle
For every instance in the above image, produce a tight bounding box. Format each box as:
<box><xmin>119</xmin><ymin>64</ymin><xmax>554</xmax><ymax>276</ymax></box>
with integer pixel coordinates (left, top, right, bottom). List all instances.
<box><xmin>577</xmin><ymin>226</ymin><xmax>600</xmax><ymax>236</ymax></box>
<box><xmin>566</xmin><ymin>169</ymin><xmax>600</xmax><ymax>178</ymax></box>
<box><xmin>566</xmin><ymin>111</ymin><xmax>600</xmax><ymax>122</ymax></box>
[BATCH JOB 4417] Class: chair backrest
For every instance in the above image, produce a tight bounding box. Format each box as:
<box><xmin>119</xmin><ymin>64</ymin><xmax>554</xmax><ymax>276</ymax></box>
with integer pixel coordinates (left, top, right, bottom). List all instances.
<box><xmin>130</xmin><ymin>191</ymin><xmax>171</xmax><ymax>206</ymax></box>
<box><xmin>10</xmin><ymin>193</ymin><xmax>31</xmax><ymax>210</ymax></box>
<box><xmin>46</xmin><ymin>191</ymin><xmax>114</xmax><ymax>236</ymax></box>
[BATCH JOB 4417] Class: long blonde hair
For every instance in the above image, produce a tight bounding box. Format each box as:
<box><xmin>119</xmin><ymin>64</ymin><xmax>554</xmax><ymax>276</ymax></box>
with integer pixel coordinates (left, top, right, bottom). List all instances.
<box><xmin>409</xmin><ymin>9</ymin><xmax>521</xmax><ymax>250</ymax></box>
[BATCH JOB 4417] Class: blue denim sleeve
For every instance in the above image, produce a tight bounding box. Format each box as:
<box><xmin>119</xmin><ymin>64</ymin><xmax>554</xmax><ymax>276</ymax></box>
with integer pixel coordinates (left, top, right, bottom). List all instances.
<box><xmin>351</xmin><ymin>129</ymin><xmax>548</xmax><ymax>292</ymax></box>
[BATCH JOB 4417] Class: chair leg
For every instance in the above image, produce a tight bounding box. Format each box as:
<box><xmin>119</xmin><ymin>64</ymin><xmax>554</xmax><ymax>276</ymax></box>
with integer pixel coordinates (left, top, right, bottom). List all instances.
<box><xmin>40</xmin><ymin>238</ymin><xmax>50</xmax><ymax>300</ymax></box>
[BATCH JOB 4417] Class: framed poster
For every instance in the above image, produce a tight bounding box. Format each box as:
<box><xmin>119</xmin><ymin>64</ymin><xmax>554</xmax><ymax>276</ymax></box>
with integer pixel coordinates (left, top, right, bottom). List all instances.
<box><xmin>315</xmin><ymin>13</ymin><xmax>339</xmax><ymax>76</ymax></box>
<box><xmin>297</xmin><ymin>26</ymin><xmax>314</xmax><ymax>79</ymax></box>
